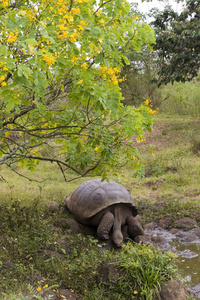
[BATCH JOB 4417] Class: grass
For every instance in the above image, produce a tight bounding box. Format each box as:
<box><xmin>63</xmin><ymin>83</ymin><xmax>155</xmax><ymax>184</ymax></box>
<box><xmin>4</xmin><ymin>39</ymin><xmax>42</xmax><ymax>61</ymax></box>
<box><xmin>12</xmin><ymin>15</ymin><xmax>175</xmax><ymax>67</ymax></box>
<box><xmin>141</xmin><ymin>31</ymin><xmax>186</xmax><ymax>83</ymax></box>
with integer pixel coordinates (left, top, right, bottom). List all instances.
<box><xmin>1</xmin><ymin>110</ymin><xmax>200</xmax><ymax>299</ymax></box>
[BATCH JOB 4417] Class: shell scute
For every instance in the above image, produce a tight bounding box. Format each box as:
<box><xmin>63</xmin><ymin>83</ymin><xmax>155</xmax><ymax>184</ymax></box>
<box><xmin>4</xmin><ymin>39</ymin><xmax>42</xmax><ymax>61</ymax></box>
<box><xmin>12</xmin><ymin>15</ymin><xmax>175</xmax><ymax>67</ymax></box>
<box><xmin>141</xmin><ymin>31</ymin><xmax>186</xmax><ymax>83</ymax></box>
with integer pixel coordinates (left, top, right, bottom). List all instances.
<box><xmin>66</xmin><ymin>179</ymin><xmax>137</xmax><ymax>222</ymax></box>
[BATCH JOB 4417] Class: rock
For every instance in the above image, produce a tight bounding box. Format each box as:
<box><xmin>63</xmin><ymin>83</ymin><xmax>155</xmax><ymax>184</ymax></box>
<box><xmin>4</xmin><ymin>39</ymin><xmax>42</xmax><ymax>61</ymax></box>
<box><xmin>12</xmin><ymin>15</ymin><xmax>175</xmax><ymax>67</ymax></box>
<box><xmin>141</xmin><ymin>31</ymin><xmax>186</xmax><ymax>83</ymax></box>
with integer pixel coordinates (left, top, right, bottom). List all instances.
<box><xmin>48</xmin><ymin>203</ymin><xmax>59</xmax><ymax>212</ymax></box>
<box><xmin>172</xmin><ymin>217</ymin><xmax>198</xmax><ymax>230</ymax></box>
<box><xmin>144</xmin><ymin>222</ymin><xmax>156</xmax><ymax>231</ymax></box>
<box><xmin>0</xmin><ymin>261</ymin><xmax>15</xmax><ymax>270</ymax></box>
<box><xmin>59</xmin><ymin>288</ymin><xmax>77</xmax><ymax>300</ymax></box>
<box><xmin>170</xmin><ymin>228</ymin><xmax>180</xmax><ymax>234</ymax></box>
<box><xmin>55</xmin><ymin>218</ymin><xmax>96</xmax><ymax>236</ymax></box>
<box><xmin>190</xmin><ymin>283</ymin><xmax>200</xmax><ymax>298</ymax></box>
<box><xmin>48</xmin><ymin>239</ymin><xmax>72</xmax><ymax>255</ymax></box>
<box><xmin>40</xmin><ymin>289</ymin><xmax>59</xmax><ymax>300</ymax></box>
<box><xmin>184</xmin><ymin>234</ymin><xmax>198</xmax><ymax>243</ymax></box>
<box><xmin>158</xmin><ymin>217</ymin><xmax>172</xmax><ymax>229</ymax></box>
<box><xmin>151</xmin><ymin>235</ymin><xmax>166</xmax><ymax>244</ymax></box>
<box><xmin>193</xmin><ymin>227</ymin><xmax>200</xmax><ymax>238</ymax></box>
<box><xmin>96</xmin><ymin>262</ymin><xmax>121</xmax><ymax>285</ymax></box>
<box><xmin>134</xmin><ymin>234</ymin><xmax>151</xmax><ymax>244</ymax></box>
<box><xmin>44</xmin><ymin>250</ymin><xmax>64</xmax><ymax>260</ymax></box>
<box><xmin>159</xmin><ymin>279</ymin><xmax>189</xmax><ymax>300</ymax></box>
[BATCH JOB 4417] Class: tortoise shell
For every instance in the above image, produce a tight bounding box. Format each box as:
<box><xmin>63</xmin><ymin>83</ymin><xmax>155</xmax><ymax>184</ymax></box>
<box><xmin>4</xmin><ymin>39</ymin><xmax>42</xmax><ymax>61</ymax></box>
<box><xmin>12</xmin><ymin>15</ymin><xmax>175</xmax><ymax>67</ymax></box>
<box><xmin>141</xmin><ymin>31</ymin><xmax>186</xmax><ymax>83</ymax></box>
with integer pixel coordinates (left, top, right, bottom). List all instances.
<box><xmin>66</xmin><ymin>179</ymin><xmax>138</xmax><ymax>223</ymax></box>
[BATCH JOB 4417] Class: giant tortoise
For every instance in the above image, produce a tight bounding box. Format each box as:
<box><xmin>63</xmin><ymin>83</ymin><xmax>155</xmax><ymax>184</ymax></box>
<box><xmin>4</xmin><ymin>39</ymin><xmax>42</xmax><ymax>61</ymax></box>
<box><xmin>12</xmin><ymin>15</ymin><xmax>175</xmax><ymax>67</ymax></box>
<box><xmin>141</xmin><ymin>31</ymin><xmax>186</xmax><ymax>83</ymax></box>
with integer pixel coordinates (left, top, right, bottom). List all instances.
<box><xmin>63</xmin><ymin>179</ymin><xmax>144</xmax><ymax>247</ymax></box>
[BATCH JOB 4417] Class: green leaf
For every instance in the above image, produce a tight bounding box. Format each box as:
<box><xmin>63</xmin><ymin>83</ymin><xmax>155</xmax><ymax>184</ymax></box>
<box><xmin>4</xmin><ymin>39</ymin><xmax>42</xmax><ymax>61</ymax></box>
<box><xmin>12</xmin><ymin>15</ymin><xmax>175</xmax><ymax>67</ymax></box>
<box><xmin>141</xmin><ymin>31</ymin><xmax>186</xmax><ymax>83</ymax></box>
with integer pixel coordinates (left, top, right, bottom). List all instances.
<box><xmin>95</xmin><ymin>52</ymin><xmax>103</xmax><ymax>64</ymax></box>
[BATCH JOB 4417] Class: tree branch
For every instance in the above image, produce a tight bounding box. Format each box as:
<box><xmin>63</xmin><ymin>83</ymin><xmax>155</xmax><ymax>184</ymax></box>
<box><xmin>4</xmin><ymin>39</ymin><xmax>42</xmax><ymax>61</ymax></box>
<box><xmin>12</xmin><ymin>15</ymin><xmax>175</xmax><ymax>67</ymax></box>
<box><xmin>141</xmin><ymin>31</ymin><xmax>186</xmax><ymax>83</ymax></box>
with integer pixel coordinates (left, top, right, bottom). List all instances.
<box><xmin>93</xmin><ymin>0</ymin><xmax>112</xmax><ymax>15</ymax></box>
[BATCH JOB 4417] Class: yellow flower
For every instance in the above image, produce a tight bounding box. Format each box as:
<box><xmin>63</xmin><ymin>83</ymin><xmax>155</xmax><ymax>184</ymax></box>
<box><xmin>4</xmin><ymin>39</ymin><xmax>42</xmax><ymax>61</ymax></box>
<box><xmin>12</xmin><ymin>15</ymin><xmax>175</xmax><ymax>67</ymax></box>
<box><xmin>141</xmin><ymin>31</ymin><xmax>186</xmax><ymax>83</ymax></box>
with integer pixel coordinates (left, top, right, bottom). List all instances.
<box><xmin>71</xmin><ymin>57</ymin><xmax>79</xmax><ymax>63</ymax></box>
<box><xmin>5</xmin><ymin>131</ymin><xmax>10</xmax><ymax>137</ymax></box>
<box><xmin>3</xmin><ymin>65</ymin><xmax>8</xmax><ymax>71</ymax></box>
<box><xmin>43</xmin><ymin>55</ymin><xmax>56</xmax><ymax>66</ymax></box>
<box><xmin>2</xmin><ymin>0</ymin><xmax>8</xmax><ymax>7</ymax></box>
<box><xmin>81</xmin><ymin>63</ymin><xmax>87</xmax><ymax>69</ymax></box>
<box><xmin>71</xmin><ymin>7</ymin><xmax>80</xmax><ymax>15</ymax></box>
<box><xmin>94</xmin><ymin>146</ymin><xmax>99</xmax><ymax>151</ymax></box>
<box><xmin>80</xmin><ymin>21</ymin><xmax>88</xmax><ymax>26</ymax></box>
<box><xmin>7</xmin><ymin>32</ymin><xmax>18</xmax><ymax>43</ymax></box>
<box><xmin>69</xmin><ymin>32</ymin><xmax>78</xmax><ymax>43</ymax></box>
<box><xmin>77</xmin><ymin>25</ymin><xmax>84</xmax><ymax>31</ymax></box>
<box><xmin>37</xmin><ymin>287</ymin><xmax>41</xmax><ymax>292</ymax></box>
<box><xmin>77</xmin><ymin>79</ymin><xmax>83</xmax><ymax>84</ymax></box>
<box><xmin>57</xmin><ymin>24</ymin><xmax>68</xmax><ymax>31</ymax></box>
<box><xmin>144</xmin><ymin>99</ymin><xmax>150</xmax><ymax>105</ymax></box>
<box><xmin>1</xmin><ymin>81</ymin><xmax>7</xmax><ymax>86</ymax></box>
<box><xmin>0</xmin><ymin>76</ymin><xmax>5</xmax><ymax>81</ymax></box>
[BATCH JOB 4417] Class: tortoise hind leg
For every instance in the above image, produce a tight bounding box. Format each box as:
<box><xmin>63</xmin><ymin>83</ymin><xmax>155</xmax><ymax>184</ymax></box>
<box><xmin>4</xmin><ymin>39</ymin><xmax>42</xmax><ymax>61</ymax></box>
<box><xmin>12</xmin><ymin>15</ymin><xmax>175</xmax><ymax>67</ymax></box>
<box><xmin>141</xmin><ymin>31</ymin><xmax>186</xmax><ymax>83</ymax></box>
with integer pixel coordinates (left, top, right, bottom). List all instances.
<box><xmin>126</xmin><ymin>216</ymin><xmax>144</xmax><ymax>240</ymax></box>
<box><xmin>97</xmin><ymin>212</ymin><xmax>114</xmax><ymax>240</ymax></box>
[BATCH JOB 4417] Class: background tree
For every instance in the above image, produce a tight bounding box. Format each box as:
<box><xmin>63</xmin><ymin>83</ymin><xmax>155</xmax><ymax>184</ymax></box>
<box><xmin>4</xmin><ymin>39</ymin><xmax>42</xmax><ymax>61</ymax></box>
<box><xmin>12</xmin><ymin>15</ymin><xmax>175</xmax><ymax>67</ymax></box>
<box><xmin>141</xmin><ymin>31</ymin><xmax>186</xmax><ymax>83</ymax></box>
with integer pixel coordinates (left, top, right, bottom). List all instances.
<box><xmin>119</xmin><ymin>48</ymin><xmax>163</xmax><ymax>108</ymax></box>
<box><xmin>0</xmin><ymin>0</ymin><xmax>156</xmax><ymax>181</ymax></box>
<box><xmin>152</xmin><ymin>0</ymin><xmax>200</xmax><ymax>85</ymax></box>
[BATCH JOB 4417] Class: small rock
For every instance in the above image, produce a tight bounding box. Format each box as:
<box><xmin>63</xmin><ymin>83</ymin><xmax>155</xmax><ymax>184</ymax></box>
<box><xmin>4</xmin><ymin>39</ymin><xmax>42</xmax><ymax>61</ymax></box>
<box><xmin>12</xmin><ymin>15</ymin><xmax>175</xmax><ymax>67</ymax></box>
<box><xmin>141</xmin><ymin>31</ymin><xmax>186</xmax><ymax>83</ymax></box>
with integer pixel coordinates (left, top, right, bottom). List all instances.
<box><xmin>170</xmin><ymin>228</ymin><xmax>180</xmax><ymax>234</ymax></box>
<box><xmin>185</xmin><ymin>234</ymin><xmax>198</xmax><ymax>243</ymax></box>
<box><xmin>55</xmin><ymin>218</ymin><xmax>96</xmax><ymax>236</ymax></box>
<box><xmin>190</xmin><ymin>283</ymin><xmax>200</xmax><ymax>298</ymax></box>
<box><xmin>41</xmin><ymin>289</ymin><xmax>59</xmax><ymax>300</ymax></box>
<box><xmin>172</xmin><ymin>217</ymin><xmax>198</xmax><ymax>230</ymax></box>
<box><xmin>55</xmin><ymin>218</ymin><xmax>80</xmax><ymax>231</ymax></box>
<box><xmin>0</xmin><ymin>261</ymin><xmax>15</xmax><ymax>270</ymax></box>
<box><xmin>44</xmin><ymin>250</ymin><xmax>64</xmax><ymax>260</ymax></box>
<box><xmin>48</xmin><ymin>239</ymin><xmax>71</xmax><ymax>255</ymax></box>
<box><xmin>159</xmin><ymin>279</ymin><xmax>189</xmax><ymax>300</ymax></box>
<box><xmin>155</xmin><ymin>200</ymin><xmax>167</xmax><ymax>207</ymax></box>
<box><xmin>134</xmin><ymin>234</ymin><xmax>151</xmax><ymax>244</ymax></box>
<box><xmin>96</xmin><ymin>262</ymin><xmax>121</xmax><ymax>285</ymax></box>
<box><xmin>48</xmin><ymin>203</ymin><xmax>59</xmax><ymax>212</ymax></box>
<box><xmin>151</xmin><ymin>235</ymin><xmax>166</xmax><ymax>244</ymax></box>
<box><xmin>158</xmin><ymin>217</ymin><xmax>172</xmax><ymax>229</ymax></box>
<box><xmin>59</xmin><ymin>288</ymin><xmax>77</xmax><ymax>300</ymax></box>
<box><xmin>194</xmin><ymin>227</ymin><xmax>200</xmax><ymax>238</ymax></box>
<box><xmin>144</xmin><ymin>222</ymin><xmax>156</xmax><ymax>231</ymax></box>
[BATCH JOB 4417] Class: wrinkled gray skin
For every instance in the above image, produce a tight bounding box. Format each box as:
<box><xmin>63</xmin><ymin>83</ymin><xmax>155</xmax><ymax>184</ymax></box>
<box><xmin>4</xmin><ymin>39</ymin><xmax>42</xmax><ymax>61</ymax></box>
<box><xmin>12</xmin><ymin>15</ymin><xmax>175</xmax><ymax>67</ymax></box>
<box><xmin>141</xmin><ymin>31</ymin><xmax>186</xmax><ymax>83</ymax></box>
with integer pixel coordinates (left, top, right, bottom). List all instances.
<box><xmin>90</xmin><ymin>204</ymin><xmax>144</xmax><ymax>247</ymax></box>
<box><xmin>64</xmin><ymin>179</ymin><xmax>144</xmax><ymax>247</ymax></box>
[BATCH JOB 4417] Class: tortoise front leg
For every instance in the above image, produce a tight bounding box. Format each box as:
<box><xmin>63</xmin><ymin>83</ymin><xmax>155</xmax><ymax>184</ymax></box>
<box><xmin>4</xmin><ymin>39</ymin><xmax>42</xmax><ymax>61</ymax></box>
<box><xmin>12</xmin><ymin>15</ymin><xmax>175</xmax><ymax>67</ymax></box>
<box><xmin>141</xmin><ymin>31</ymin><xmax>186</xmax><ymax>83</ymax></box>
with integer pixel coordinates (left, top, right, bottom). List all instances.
<box><xmin>97</xmin><ymin>212</ymin><xmax>114</xmax><ymax>240</ymax></box>
<box><xmin>126</xmin><ymin>216</ymin><xmax>144</xmax><ymax>240</ymax></box>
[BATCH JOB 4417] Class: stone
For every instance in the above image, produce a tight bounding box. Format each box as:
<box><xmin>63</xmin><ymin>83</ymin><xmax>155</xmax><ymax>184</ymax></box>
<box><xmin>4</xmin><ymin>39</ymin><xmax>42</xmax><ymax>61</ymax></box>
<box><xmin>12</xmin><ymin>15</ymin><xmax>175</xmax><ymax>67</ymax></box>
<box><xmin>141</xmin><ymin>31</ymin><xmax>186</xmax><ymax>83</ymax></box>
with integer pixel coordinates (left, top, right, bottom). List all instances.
<box><xmin>55</xmin><ymin>218</ymin><xmax>96</xmax><ymax>236</ymax></box>
<box><xmin>96</xmin><ymin>262</ymin><xmax>121</xmax><ymax>285</ymax></box>
<box><xmin>184</xmin><ymin>234</ymin><xmax>198</xmax><ymax>243</ymax></box>
<box><xmin>0</xmin><ymin>261</ymin><xmax>15</xmax><ymax>270</ymax></box>
<box><xmin>172</xmin><ymin>217</ymin><xmax>198</xmax><ymax>230</ymax></box>
<box><xmin>170</xmin><ymin>228</ymin><xmax>180</xmax><ymax>234</ymax></box>
<box><xmin>48</xmin><ymin>239</ymin><xmax>72</xmax><ymax>255</ymax></box>
<box><xmin>193</xmin><ymin>227</ymin><xmax>200</xmax><ymax>238</ymax></box>
<box><xmin>59</xmin><ymin>288</ymin><xmax>77</xmax><ymax>300</ymax></box>
<box><xmin>190</xmin><ymin>283</ymin><xmax>200</xmax><ymax>298</ymax></box>
<box><xmin>158</xmin><ymin>217</ymin><xmax>172</xmax><ymax>229</ymax></box>
<box><xmin>134</xmin><ymin>234</ymin><xmax>151</xmax><ymax>244</ymax></box>
<box><xmin>48</xmin><ymin>203</ymin><xmax>59</xmax><ymax>212</ymax></box>
<box><xmin>159</xmin><ymin>279</ymin><xmax>189</xmax><ymax>300</ymax></box>
<box><xmin>151</xmin><ymin>235</ymin><xmax>166</xmax><ymax>244</ymax></box>
<box><xmin>144</xmin><ymin>222</ymin><xmax>156</xmax><ymax>231</ymax></box>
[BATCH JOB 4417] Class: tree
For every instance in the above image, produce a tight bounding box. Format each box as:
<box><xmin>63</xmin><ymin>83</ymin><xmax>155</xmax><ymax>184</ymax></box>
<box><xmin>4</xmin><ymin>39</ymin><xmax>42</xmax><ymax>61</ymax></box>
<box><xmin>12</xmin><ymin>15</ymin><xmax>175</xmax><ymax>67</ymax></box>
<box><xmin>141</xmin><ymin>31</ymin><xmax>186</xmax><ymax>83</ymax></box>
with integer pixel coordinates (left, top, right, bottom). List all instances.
<box><xmin>119</xmin><ymin>48</ymin><xmax>162</xmax><ymax>108</ymax></box>
<box><xmin>0</xmin><ymin>0</ymin><xmax>156</xmax><ymax>181</ymax></box>
<box><xmin>152</xmin><ymin>0</ymin><xmax>200</xmax><ymax>85</ymax></box>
